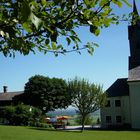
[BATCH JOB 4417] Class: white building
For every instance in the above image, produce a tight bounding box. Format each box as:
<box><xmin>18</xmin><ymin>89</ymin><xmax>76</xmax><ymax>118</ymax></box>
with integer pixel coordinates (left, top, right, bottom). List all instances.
<box><xmin>101</xmin><ymin>1</ymin><xmax>140</xmax><ymax>129</ymax></box>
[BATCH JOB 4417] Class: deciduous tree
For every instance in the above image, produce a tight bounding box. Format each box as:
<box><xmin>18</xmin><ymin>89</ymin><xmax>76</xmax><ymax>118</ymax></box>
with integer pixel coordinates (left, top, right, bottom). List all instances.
<box><xmin>68</xmin><ymin>77</ymin><xmax>106</xmax><ymax>131</ymax></box>
<box><xmin>14</xmin><ymin>75</ymin><xmax>71</xmax><ymax>113</ymax></box>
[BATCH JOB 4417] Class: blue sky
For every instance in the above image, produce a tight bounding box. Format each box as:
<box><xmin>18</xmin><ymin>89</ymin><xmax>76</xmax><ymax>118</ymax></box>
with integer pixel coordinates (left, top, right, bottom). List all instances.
<box><xmin>0</xmin><ymin>0</ymin><xmax>139</xmax><ymax>92</ymax></box>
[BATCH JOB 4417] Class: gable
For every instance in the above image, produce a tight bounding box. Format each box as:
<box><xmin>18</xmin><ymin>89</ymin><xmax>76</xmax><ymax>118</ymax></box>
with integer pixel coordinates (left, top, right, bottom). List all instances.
<box><xmin>106</xmin><ymin>78</ymin><xmax>129</xmax><ymax>97</ymax></box>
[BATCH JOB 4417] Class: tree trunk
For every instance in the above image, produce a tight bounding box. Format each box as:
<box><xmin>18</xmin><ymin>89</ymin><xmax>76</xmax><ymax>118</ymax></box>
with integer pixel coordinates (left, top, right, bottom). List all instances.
<box><xmin>81</xmin><ymin>115</ymin><xmax>85</xmax><ymax>132</ymax></box>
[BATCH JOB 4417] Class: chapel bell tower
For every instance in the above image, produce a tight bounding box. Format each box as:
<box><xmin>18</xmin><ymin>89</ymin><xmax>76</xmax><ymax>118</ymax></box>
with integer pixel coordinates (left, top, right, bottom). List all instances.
<box><xmin>128</xmin><ymin>0</ymin><xmax>140</xmax><ymax>70</ymax></box>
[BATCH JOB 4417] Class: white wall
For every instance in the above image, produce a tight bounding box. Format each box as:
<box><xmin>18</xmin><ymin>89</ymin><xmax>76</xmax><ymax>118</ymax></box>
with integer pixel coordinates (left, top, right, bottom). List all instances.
<box><xmin>101</xmin><ymin>96</ymin><xmax>131</xmax><ymax>128</ymax></box>
<box><xmin>129</xmin><ymin>81</ymin><xmax>140</xmax><ymax>129</ymax></box>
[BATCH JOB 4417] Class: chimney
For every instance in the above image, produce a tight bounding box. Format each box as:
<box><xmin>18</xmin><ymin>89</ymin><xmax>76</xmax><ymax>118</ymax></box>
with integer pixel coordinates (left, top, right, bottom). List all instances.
<box><xmin>3</xmin><ymin>86</ymin><xmax>7</xmax><ymax>93</ymax></box>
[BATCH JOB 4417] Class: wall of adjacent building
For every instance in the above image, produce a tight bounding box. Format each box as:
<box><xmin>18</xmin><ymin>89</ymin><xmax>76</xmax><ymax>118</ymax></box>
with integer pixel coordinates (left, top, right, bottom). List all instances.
<box><xmin>129</xmin><ymin>81</ymin><xmax>140</xmax><ymax>129</ymax></box>
<box><xmin>100</xmin><ymin>96</ymin><xmax>131</xmax><ymax>128</ymax></box>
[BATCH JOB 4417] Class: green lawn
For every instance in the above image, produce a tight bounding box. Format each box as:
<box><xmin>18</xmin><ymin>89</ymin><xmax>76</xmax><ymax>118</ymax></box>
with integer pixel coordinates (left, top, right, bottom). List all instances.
<box><xmin>0</xmin><ymin>125</ymin><xmax>140</xmax><ymax>140</ymax></box>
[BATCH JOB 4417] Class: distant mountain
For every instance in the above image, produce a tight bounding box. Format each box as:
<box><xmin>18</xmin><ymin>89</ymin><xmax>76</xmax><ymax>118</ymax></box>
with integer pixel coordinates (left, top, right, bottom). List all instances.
<box><xmin>47</xmin><ymin>108</ymin><xmax>76</xmax><ymax>117</ymax></box>
<box><xmin>46</xmin><ymin>107</ymin><xmax>100</xmax><ymax>117</ymax></box>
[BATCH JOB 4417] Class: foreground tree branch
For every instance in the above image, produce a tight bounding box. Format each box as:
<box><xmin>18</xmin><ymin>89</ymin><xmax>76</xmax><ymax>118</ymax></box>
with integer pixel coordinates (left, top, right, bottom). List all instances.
<box><xmin>0</xmin><ymin>0</ymin><xmax>131</xmax><ymax>57</ymax></box>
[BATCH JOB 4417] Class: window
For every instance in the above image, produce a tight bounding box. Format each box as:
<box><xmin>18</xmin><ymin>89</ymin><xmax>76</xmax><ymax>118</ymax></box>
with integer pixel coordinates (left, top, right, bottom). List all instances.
<box><xmin>115</xmin><ymin>100</ymin><xmax>121</xmax><ymax>107</ymax></box>
<box><xmin>106</xmin><ymin>116</ymin><xmax>112</xmax><ymax>123</ymax></box>
<box><xmin>105</xmin><ymin>100</ymin><xmax>110</xmax><ymax>107</ymax></box>
<box><xmin>116</xmin><ymin>116</ymin><xmax>122</xmax><ymax>123</ymax></box>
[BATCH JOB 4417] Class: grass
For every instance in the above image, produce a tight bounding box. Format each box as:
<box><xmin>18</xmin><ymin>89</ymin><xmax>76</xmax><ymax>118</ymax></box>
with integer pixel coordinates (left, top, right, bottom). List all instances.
<box><xmin>0</xmin><ymin>125</ymin><xmax>140</xmax><ymax>140</ymax></box>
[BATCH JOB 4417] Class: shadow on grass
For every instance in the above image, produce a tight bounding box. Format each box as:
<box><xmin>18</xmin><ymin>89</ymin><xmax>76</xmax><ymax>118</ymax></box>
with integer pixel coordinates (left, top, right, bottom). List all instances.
<box><xmin>90</xmin><ymin>127</ymin><xmax>140</xmax><ymax>132</ymax></box>
<box><xmin>1</xmin><ymin>123</ymin><xmax>140</xmax><ymax>132</ymax></box>
<box><xmin>28</xmin><ymin>127</ymin><xmax>82</xmax><ymax>133</ymax></box>
<box><xmin>28</xmin><ymin>126</ymin><xmax>140</xmax><ymax>133</ymax></box>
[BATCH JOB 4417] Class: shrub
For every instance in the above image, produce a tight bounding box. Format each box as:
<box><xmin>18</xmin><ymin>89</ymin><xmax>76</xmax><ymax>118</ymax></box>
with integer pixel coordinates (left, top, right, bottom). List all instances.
<box><xmin>30</xmin><ymin>122</ymin><xmax>53</xmax><ymax>128</ymax></box>
<box><xmin>2</xmin><ymin>104</ymin><xmax>42</xmax><ymax>126</ymax></box>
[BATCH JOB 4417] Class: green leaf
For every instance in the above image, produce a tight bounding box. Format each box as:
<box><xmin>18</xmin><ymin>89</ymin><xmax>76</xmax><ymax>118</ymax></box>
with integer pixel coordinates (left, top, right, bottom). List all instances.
<box><xmin>38</xmin><ymin>47</ymin><xmax>42</xmax><ymax>52</ymax></box>
<box><xmin>75</xmin><ymin>36</ymin><xmax>81</xmax><ymax>43</ymax></box>
<box><xmin>93</xmin><ymin>43</ymin><xmax>99</xmax><ymax>47</ymax></box>
<box><xmin>54</xmin><ymin>0</ymin><xmax>60</xmax><ymax>4</ymax></box>
<box><xmin>87</xmin><ymin>47</ymin><xmax>94</xmax><ymax>55</ymax></box>
<box><xmin>47</xmin><ymin>45</ymin><xmax>51</xmax><ymax>50</ymax></box>
<box><xmin>84</xmin><ymin>0</ymin><xmax>88</xmax><ymax>5</ymax></box>
<box><xmin>104</xmin><ymin>18</ymin><xmax>111</xmax><ymax>27</ymax></box>
<box><xmin>122</xmin><ymin>0</ymin><xmax>132</xmax><ymax>7</ymax></box>
<box><xmin>61</xmin><ymin>30</ymin><xmax>66</xmax><ymax>35</ymax></box>
<box><xmin>90</xmin><ymin>25</ymin><xmax>100</xmax><ymax>36</ymax></box>
<box><xmin>36</xmin><ymin>38</ymin><xmax>45</xmax><ymax>44</ymax></box>
<box><xmin>45</xmin><ymin>26</ymin><xmax>54</xmax><ymax>34</ymax></box>
<box><xmin>90</xmin><ymin>25</ymin><xmax>96</xmax><ymax>33</ymax></box>
<box><xmin>66</xmin><ymin>37</ymin><xmax>71</xmax><ymax>45</ymax></box>
<box><xmin>41</xmin><ymin>0</ymin><xmax>46</xmax><ymax>5</ymax></box>
<box><xmin>51</xmin><ymin>42</ymin><xmax>57</xmax><ymax>50</ymax></box>
<box><xmin>20</xmin><ymin>1</ymin><xmax>31</xmax><ymax>22</ymax></box>
<box><xmin>95</xmin><ymin>28</ymin><xmax>100</xmax><ymax>36</ymax></box>
<box><xmin>99</xmin><ymin>0</ymin><xmax>108</xmax><ymax>7</ymax></box>
<box><xmin>50</xmin><ymin>32</ymin><xmax>58</xmax><ymax>42</ymax></box>
<box><xmin>60</xmin><ymin>2</ymin><xmax>66</xmax><ymax>10</ymax></box>
<box><xmin>45</xmin><ymin>39</ymin><xmax>50</xmax><ymax>45</ymax></box>
<box><xmin>22</xmin><ymin>23</ymin><xmax>32</xmax><ymax>33</ymax></box>
<box><xmin>85</xmin><ymin>42</ymin><xmax>98</xmax><ymax>55</ymax></box>
<box><xmin>112</xmin><ymin>0</ymin><xmax>122</xmax><ymax>7</ymax></box>
<box><xmin>57</xmin><ymin>44</ymin><xmax>63</xmax><ymax>50</ymax></box>
<box><xmin>70</xmin><ymin>36</ymin><xmax>78</xmax><ymax>44</ymax></box>
<box><xmin>70</xmin><ymin>30</ymin><xmax>76</xmax><ymax>35</ymax></box>
<box><xmin>30</xmin><ymin>13</ymin><xmax>43</xmax><ymax>30</ymax></box>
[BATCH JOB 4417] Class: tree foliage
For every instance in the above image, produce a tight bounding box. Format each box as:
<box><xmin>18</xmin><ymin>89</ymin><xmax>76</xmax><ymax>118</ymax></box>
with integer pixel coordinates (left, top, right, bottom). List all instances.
<box><xmin>14</xmin><ymin>75</ymin><xmax>71</xmax><ymax>113</ymax></box>
<box><xmin>68</xmin><ymin>77</ymin><xmax>106</xmax><ymax>131</ymax></box>
<box><xmin>75</xmin><ymin>114</ymin><xmax>93</xmax><ymax>125</ymax></box>
<box><xmin>1</xmin><ymin>104</ymin><xmax>42</xmax><ymax>126</ymax></box>
<box><xmin>0</xmin><ymin>0</ymin><xmax>131</xmax><ymax>57</ymax></box>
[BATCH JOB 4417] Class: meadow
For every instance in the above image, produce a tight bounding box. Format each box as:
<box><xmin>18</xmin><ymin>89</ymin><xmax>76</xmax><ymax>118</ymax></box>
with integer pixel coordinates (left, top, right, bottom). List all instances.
<box><xmin>0</xmin><ymin>125</ymin><xmax>140</xmax><ymax>140</ymax></box>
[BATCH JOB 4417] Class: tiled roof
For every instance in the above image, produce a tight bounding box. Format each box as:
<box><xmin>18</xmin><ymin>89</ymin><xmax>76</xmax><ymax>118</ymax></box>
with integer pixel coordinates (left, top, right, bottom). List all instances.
<box><xmin>106</xmin><ymin>78</ymin><xmax>129</xmax><ymax>97</ymax></box>
<box><xmin>0</xmin><ymin>91</ymin><xmax>23</xmax><ymax>101</ymax></box>
<box><xmin>128</xmin><ymin>66</ymin><xmax>140</xmax><ymax>82</ymax></box>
